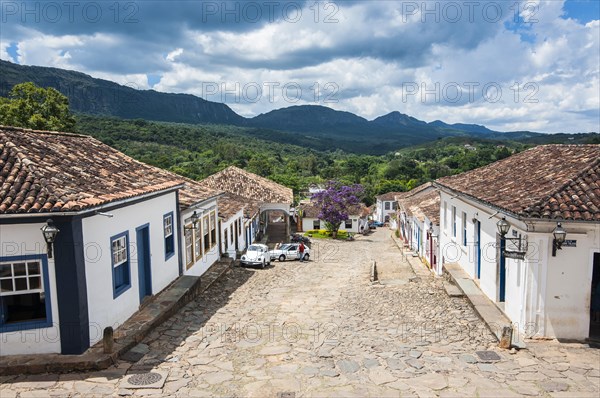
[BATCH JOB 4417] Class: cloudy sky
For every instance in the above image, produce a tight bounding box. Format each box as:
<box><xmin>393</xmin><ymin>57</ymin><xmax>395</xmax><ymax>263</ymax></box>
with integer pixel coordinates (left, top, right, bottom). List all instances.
<box><xmin>1</xmin><ymin>0</ymin><xmax>599</xmax><ymax>133</ymax></box>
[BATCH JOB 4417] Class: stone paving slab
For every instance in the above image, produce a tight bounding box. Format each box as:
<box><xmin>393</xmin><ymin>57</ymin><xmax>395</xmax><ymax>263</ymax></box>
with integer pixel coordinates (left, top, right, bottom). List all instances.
<box><xmin>1</xmin><ymin>230</ymin><xmax>598</xmax><ymax>397</ymax></box>
<box><xmin>0</xmin><ymin>259</ymin><xmax>232</xmax><ymax>376</ymax></box>
<box><xmin>443</xmin><ymin>262</ymin><xmax>526</xmax><ymax>349</ymax></box>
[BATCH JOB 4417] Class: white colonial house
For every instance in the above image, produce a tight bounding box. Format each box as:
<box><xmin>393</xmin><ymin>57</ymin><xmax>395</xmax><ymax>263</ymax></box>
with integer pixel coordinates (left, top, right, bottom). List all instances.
<box><xmin>199</xmin><ymin>166</ymin><xmax>293</xmax><ymax>246</ymax></box>
<box><xmin>375</xmin><ymin>192</ymin><xmax>401</xmax><ymax>225</ymax></box>
<box><xmin>436</xmin><ymin>144</ymin><xmax>600</xmax><ymax>342</ymax></box>
<box><xmin>214</xmin><ymin>193</ymin><xmax>260</xmax><ymax>258</ymax></box>
<box><xmin>177</xmin><ymin>179</ymin><xmax>223</xmax><ymax>277</ymax></box>
<box><xmin>0</xmin><ymin>126</ymin><xmax>224</xmax><ymax>356</ymax></box>
<box><xmin>396</xmin><ymin>183</ymin><xmax>442</xmax><ymax>275</ymax></box>
<box><xmin>298</xmin><ymin>202</ymin><xmax>369</xmax><ymax>234</ymax></box>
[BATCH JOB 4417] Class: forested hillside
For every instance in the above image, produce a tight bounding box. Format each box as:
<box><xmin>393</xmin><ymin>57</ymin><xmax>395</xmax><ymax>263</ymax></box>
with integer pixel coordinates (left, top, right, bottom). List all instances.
<box><xmin>76</xmin><ymin>115</ymin><xmax>547</xmax><ymax>204</ymax></box>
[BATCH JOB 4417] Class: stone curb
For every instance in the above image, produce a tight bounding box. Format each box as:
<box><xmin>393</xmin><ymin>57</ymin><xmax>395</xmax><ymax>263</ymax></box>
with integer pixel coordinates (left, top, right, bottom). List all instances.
<box><xmin>0</xmin><ymin>258</ymin><xmax>233</xmax><ymax>376</ymax></box>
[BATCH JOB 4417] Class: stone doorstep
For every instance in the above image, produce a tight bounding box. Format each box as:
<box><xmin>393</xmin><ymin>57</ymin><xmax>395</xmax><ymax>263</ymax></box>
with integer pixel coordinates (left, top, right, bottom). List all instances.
<box><xmin>0</xmin><ymin>260</ymin><xmax>232</xmax><ymax>376</ymax></box>
<box><xmin>443</xmin><ymin>262</ymin><xmax>526</xmax><ymax>350</ymax></box>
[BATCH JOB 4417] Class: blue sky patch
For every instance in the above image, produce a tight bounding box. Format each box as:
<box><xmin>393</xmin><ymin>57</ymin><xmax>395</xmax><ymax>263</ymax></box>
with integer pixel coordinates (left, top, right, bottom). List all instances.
<box><xmin>563</xmin><ymin>0</ymin><xmax>600</xmax><ymax>23</ymax></box>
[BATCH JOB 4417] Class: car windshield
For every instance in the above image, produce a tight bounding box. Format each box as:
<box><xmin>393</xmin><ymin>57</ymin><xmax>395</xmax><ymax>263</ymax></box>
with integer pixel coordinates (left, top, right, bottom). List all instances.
<box><xmin>247</xmin><ymin>245</ymin><xmax>262</xmax><ymax>252</ymax></box>
<box><xmin>280</xmin><ymin>244</ymin><xmax>294</xmax><ymax>250</ymax></box>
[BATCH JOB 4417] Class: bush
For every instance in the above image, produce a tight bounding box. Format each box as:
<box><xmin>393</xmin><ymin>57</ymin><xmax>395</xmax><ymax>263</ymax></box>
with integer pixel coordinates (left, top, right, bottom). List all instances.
<box><xmin>304</xmin><ymin>229</ymin><xmax>349</xmax><ymax>240</ymax></box>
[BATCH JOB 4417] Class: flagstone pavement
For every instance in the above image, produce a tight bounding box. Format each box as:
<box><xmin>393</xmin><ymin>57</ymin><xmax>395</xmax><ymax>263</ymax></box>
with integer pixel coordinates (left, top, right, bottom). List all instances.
<box><xmin>1</xmin><ymin>229</ymin><xmax>599</xmax><ymax>397</ymax></box>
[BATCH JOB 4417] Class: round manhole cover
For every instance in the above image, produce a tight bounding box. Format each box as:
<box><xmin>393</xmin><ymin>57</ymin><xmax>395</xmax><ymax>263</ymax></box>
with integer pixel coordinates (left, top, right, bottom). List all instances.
<box><xmin>127</xmin><ymin>372</ymin><xmax>163</xmax><ymax>386</ymax></box>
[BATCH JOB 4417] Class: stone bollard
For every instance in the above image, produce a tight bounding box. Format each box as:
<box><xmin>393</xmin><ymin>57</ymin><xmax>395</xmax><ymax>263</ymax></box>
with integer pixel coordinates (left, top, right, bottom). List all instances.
<box><xmin>370</xmin><ymin>260</ymin><xmax>378</xmax><ymax>282</ymax></box>
<box><xmin>103</xmin><ymin>327</ymin><xmax>114</xmax><ymax>354</ymax></box>
<box><xmin>499</xmin><ymin>326</ymin><xmax>512</xmax><ymax>349</ymax></box>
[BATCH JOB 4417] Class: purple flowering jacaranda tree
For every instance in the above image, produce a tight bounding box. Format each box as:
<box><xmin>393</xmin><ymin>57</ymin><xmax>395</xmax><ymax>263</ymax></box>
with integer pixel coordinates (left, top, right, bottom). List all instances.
<box><xmin>311</xmin><ymin>181</ymin><xmax>364</xmax><ymax>238</ymax></box>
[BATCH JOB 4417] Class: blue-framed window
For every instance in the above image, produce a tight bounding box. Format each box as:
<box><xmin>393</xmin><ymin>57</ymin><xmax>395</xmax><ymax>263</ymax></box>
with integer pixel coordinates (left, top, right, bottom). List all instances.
<box><xmin>462</xmin><ymin>212</ymin><xmax>467</xmax><ymax>246</ymax></box>
<box><xmin>452</xmin><ymin>206</ymin><xmax>457</xmax><ymax>237</ymax></box>
<box><xmin>0</xmin><ymin>254</ymin><xmax>53</xmax><ymax>332</ymax></box>
<box><xmin>163</xmin><ymin>212</ymin><xmax>175</xmax><ymax>260</ymax></box>
<box><xmin>111</xmin><ymin>231</ymin><xmax>131</xmax><ymax>298</ymax></box>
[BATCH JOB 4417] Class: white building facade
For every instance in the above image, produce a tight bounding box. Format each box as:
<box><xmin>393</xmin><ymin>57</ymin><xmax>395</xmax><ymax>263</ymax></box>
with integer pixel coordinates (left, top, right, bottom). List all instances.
<box><xmin>375</xmin><ymin>192</ymin><xmax>400</xmax><ymax>224</ymax></box>
<box><xmin>0</xmin><ymin>126</ymin><xmax>224</xmax><ymax>356</ymax></box>
<box><xmin>437</xmin><ymin>144</ymin><xmax>600</xmax><ymax>341</ymax></box>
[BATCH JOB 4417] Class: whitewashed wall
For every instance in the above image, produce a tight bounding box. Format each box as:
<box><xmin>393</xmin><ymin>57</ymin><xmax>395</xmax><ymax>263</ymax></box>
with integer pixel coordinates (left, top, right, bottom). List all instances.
<box><xmin>542</xmin><ymin>225</ymin><xmax>599</xmax><ymax>340</ymax></box>
<box><xmin>82</xmin><ymin>192</ymin><xmax>180</xmax><ymax>345</ymax></box>
<box><xmin>0</xmin><ymin>222</ymin><xmax>61</xmax><ymax>355</ymax></box>
<box><xmin>220</xmin><ymin>210</ymin><xmax>244</xmax><ymax>259</ymax></box>
<box><xmin>180</xmin><ymin>200</ymin><xmax>220</xmax><ymax>277</ymax></box>
<box><xmin>439</xmin><ymin>190</ymin><xmax>600</xmax><ymax>340</ymax></box>
<box><xmin>376</xmin><ymin>200</ymin><xmax>397</xmax><ymax>223</ymax></box>
<box><xmin>439</xmin><ymin>192</ymin><xmax>499</xmax><ymax>301</ymax></box>
<box><xmin>302</xmin><ymin>217</ymin><xmax>361</xmax><ymax>233</ymax></box>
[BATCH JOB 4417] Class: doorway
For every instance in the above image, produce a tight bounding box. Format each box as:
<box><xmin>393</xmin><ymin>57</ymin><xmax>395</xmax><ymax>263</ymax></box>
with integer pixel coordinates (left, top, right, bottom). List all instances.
<box><xmin>589</xmin><ymin>252</ymin><xmax>600</xmax><ymax>341</ymax></box>
<box><xmin>497</xmin><ymin>234</ymin><xmax>506</xmax><ymax>302</ymax></box>
<box><xmin>136</xmin><ymin>224</ymin><xmax>152</xmax><ymax>304</ymax></box>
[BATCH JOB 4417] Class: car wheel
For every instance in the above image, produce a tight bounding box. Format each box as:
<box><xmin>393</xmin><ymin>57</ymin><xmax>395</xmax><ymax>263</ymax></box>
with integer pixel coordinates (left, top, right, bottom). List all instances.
<box><xmin>303</xmin><ymin>254</ymin><xmax>310</xmax><ymax>261</ymax></box>
<box><xmin>261</xmin><ymin>260</ymin><xmax>266</xmax><ymax>269</ymax></box>
<box><xmin>279</xmin><ymin>254</ymin><xmax>286</xmax><ymax>262</ymax></box>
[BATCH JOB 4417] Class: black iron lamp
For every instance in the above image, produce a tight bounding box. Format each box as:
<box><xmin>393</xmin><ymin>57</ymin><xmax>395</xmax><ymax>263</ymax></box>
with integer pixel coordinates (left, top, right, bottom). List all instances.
<box><xmin>496</xmin><ymin>217</ymin><xmax>511</xmax><ymax>237</ymax></box>
<box><xmin>184</xmin><ymin>211</ymin><xmax>200</xmax><ymax>230</ymax></box>
<box><xmin>551</xmin><ymin>222</ymin><xmax>567</xmax><ymax>257</ymax></box>
<box><xmin>496</xmin><ymin>217</ymin><xmax>527</xmax><ymax>260</ymax></box>
<box><xmin>41</xmin><ymin>219</ymin><xmax>59</xmax><ymax>258</ymax></box>
<box><xmin>427</xmin><ymin>222</ymin><xmax>434</xmax><ymax>238</ymax></box>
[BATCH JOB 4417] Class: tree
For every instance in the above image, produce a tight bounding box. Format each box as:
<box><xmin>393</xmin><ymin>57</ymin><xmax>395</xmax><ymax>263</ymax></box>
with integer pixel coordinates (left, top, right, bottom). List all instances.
<box><xmin>0</xmin><ymin>82</ymin><xmax>76</xmax><ymax>131</ymax></box>
<box><xmin>247</xmin><ymin>154</ymin><xmax>274</xmax><ymax>177</ymax></box>
<box><xmin>311</xmin><ymin>180</ymin><xmax>364</xmax><ymax>238</ymax></box>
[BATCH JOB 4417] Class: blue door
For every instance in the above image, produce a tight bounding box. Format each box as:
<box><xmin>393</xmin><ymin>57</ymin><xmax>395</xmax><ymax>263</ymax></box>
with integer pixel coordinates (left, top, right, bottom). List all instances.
<box><xmin>475</xmin><ymin>220</ymin><xmax>481</xmax><ymax>279</ymax></box>
<box><xmin>136</xmin><ymin>224</ymin><xmax>152</xmax><ymax>303</ymax></box>
<box><xmin>499</xmin><ymin>237</ymin><xmax>506</xmax><ymax>302</ymax></box>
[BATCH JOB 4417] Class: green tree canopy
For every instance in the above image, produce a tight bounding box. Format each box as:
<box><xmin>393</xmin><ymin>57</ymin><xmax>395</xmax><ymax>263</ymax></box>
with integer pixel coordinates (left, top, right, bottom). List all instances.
<box><xmin>0</xmin><ymin>82</ymin><xmax>76</xmax><ymax>131</ymax></box>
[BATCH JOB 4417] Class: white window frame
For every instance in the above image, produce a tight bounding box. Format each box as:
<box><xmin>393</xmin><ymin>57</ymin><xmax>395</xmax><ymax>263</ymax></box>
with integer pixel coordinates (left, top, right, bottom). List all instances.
<box><xmin>112</xmin><ymin>236</ymin><xmax>127</xmax><ymax>267</ymax></box>
<box><xmin>0</xmin><ymin>260</ymin><xmax>43</xmax><ymax>297</ymax></box>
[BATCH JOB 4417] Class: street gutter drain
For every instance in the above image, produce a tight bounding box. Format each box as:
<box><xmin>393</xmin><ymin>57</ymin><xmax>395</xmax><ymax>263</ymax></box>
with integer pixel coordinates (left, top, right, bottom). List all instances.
<box><xmin>277</xmin><ymin>393</ymin><xmax>296</xmax><ymax>398</ymax></box>
<box><xmin>475</xmin><ymin>351</ymin><xmax>501</xmax><ymax>362</ymax></box>
<box><xmin>127</xmin><ymin>372</ymin><xmax>163</xmax><ymax>386</ymax></box>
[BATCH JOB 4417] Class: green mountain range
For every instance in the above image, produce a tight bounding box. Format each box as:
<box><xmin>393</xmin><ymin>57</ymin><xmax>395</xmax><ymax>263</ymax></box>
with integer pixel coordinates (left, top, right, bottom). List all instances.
<box><xmin>0</xmin><ymin>60</ymin><xmax>594</xmax><ymax>154</ymax></box>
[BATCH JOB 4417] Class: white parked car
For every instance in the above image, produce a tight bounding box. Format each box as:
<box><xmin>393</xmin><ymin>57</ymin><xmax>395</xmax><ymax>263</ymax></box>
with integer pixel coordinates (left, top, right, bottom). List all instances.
<box><xmin>269</xmin><ymin>243</ymin><xmax>310</xmax><ymax>262</ymax></box>
<box><xmin>240</xmin><ymin>244</ymin><xmax>271</xmax><ymax>268</ymax></box>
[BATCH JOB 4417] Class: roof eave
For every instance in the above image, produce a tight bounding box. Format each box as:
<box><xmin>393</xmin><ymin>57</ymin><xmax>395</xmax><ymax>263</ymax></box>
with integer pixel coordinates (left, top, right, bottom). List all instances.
<box><xmin>0</xmin><ymin>184</ymin><xmax>184</xmax><ymax>219</ymax></box>
<box><xmin>434</xmin><ymin>181</ymin><xmax>600</xmax><ymax>225</ymax></box>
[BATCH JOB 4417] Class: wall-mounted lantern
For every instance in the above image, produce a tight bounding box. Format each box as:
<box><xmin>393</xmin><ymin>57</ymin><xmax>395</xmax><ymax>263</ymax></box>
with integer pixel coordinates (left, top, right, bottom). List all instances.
<box><xmin>426</xmin><ymin>222</ymin><xmax>434</xmax><ymax>238</ymax></box>
<box><xmin>184</xmin><ymin>211</ymin><xmax>200</xmax><ymax>230</ymax></box>
<box><xmin>40</xmin><ymin>219</ymin><xmax>60</xmax><ymax>258</ymax></box>
<box><xmin>552</xmin><ymin>222</ymin><xmax>567</xmax><ymax>257</ymax></box>
<box><xmin>496</xmin><ymin>217</ymin><xmax>527</xmax><ymax>260</ymax></box>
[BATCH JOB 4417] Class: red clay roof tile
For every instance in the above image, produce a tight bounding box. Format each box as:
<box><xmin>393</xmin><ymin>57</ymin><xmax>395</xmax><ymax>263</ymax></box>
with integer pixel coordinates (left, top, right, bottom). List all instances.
<box><xmin>0</xmin><ymin>125</ymin><xmax>200</xmax><ymax>214</ymax></box>
<box><xmin>436</xmin><ymin>145</ymin><xmax>600</xmax><ymax>221</ymax></box>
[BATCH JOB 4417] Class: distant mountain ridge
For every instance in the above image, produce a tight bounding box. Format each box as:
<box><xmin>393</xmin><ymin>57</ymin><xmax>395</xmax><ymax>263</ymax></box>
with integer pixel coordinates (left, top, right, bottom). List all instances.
<box><xmin>0</xmin><ymin>60</ymin><xmax>244</xmax><ymax>125</ymax></box>
<box><xmin>0</xmin><ymin>60</ymin><xmax>546</xmax><ymax>153</ymax></box>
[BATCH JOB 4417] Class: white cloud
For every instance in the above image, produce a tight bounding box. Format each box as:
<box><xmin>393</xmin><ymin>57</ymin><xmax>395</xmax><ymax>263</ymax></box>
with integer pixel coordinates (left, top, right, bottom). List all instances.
<box><xmin>2</xmin><ymin>0</ymin><xmax>598</xmax><ymax>134</ymax></box>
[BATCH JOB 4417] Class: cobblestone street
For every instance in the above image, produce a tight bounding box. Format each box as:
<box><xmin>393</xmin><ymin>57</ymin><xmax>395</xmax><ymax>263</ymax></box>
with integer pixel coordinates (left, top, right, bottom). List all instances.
<box><xmin>1</xmin><ymin>229</ymin><xmax>599</xmax><ymax>397</ymax></box>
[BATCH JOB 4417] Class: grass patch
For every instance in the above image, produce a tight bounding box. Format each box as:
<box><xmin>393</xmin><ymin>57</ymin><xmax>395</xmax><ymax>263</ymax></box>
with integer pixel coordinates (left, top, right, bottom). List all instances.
<box><xmin>305</xmin><ymin>229</ymin><xmax>350</xmax><ymax>240</ymax></box>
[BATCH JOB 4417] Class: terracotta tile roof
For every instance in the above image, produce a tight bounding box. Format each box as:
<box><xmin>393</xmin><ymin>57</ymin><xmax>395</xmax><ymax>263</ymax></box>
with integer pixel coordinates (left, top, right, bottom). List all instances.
<box><xmin>376</xmin><ymin>191</ymin><xmax>404</xmax><ymax>201</ymax></box>
<box><xmin>396</xmin><ymin>183</ymin><xmax>440</xmax><ymax>224</ymax></box>
<box><xmin>200</xmin><ymin>166</ymin><xmax>293</xmax><ymax>204</ymax></box>
<box><xmin>299</xmin><ymin>202</ymin><xmax>367</xmax><ymax>219</ymax></box>
<box><xmin>177</xmin><ymin>177</ymin><xmax>222</xmax><ymax>210</ymax></box>
<box><xmin>361</xmin><ymin>206</ymin><xmax>373</xmax><ymax>218</ymax></box>
<box><xmin>0</xmin><ymin>126</ymin><xmax>193</xmax><ymax>214</ymax></box>
<box><xmin>436</xmin><ymin>145</ymin><xmax>600</xmax><ymax>221</ymax></box>
<box><xmin>216</xmin><ymin>192</ymin><xmax>260</xmax><ymax>220</ymax></box>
